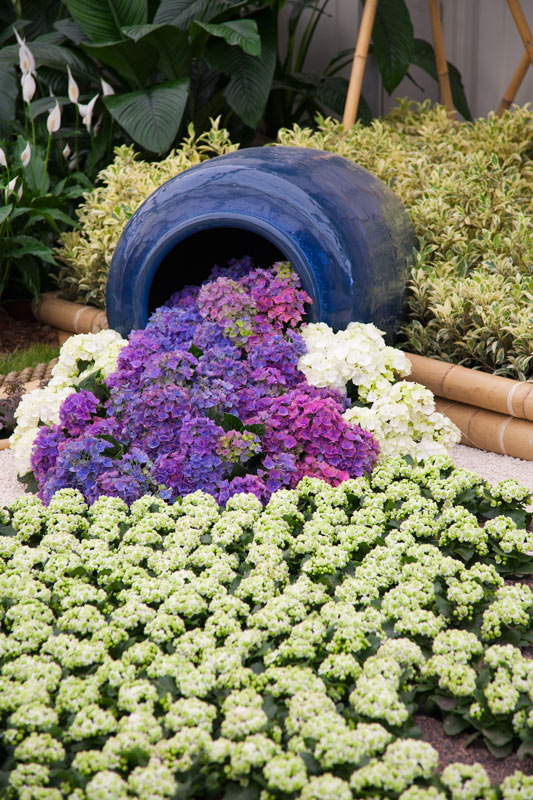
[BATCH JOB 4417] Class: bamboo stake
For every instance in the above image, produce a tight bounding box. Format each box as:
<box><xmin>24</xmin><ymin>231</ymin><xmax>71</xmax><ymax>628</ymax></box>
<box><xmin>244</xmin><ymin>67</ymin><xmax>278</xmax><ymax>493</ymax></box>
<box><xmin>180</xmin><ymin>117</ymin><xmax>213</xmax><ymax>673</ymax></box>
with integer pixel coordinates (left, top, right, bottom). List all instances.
<box><xmin>506</xmin><ymin>0</ymin><xmax>533</xmax><ymax>64</ymax></box>
<box><xmin>496</xmin><ymin>50</ymin><xmax>530</xmax><ymax>115</ymax></box>
<box><xmin>342</xmin><ymin>0</ymin><xmax>378</xmax><ymax>131</ymax></box>
<box><xmin>427</xmin><ymin>0</ymin><xmax>455</xmax><ymax>119</ymax></box>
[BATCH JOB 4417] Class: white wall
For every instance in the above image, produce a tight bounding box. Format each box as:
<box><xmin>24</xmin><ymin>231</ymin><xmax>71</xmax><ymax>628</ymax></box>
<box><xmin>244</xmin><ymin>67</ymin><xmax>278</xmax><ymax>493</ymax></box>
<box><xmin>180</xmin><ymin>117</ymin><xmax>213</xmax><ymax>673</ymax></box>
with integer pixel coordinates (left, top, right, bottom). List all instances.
<box><xmin>286</xmin><ymin>0</ymin><xmax>533</xmax><ymax>120</ymax></box>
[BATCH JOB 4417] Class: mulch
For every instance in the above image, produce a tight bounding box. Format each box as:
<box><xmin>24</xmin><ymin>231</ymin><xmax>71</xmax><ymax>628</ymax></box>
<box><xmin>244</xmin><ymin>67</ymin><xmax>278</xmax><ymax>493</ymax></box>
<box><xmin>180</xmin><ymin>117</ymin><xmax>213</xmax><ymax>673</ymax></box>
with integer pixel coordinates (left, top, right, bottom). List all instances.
<box><xmin>416</xmin><ymin>714</ymin><xmax>533</xmax><ymax>782</ymax></box>
<box><xmin>0</xmin><ymin>307</ymin><xmax>57</xmax><ymax>353</ymax></box>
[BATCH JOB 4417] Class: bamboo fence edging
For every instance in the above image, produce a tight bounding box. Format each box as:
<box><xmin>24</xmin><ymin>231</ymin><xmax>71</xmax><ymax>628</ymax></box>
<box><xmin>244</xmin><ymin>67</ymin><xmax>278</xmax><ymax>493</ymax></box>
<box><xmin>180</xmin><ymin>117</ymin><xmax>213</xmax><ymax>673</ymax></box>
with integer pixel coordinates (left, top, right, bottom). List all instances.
<box><xmin>434</xmin><ymin>397</ymin><xmax>533</xmax><ymax>461</ymax></box>
<box><xmin>405</xmin><ymin>353</ymin><xmax>533</xmax><ymax>421</ymax></box>
<box><xmin>33</xmin><ymin>292</ymin><xmax>109</xmax><ymax>337</ymax></box>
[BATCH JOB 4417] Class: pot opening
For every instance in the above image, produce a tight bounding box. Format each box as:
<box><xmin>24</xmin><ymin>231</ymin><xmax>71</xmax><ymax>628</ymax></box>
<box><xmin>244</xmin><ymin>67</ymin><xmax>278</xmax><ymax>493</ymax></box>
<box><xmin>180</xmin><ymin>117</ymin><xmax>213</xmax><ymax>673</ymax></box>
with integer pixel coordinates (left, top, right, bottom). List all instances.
<box><xmin>148</xmin><ymin>227</ymin><xmax>286</xmax><ymax>314</ymax></box>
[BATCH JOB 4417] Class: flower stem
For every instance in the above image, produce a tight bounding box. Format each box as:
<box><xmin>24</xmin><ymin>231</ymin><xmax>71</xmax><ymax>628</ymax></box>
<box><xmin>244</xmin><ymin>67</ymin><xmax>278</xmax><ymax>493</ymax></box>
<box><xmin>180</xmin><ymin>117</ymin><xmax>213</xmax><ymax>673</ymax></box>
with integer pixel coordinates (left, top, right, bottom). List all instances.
<box><xmin>42</xmin><ymin>132</ymin><xmax>51</xmax><ymax>194</ymax></box>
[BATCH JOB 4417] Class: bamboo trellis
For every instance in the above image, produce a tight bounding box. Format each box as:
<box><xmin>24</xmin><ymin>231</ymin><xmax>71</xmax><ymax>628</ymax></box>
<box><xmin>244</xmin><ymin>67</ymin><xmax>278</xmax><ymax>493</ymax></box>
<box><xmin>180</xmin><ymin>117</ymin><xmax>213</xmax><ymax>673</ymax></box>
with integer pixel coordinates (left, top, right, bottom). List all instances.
<box><xmin>342</xmin><ymin>0</ymin><xmax>532</xmax><ymax>130</ymax></box>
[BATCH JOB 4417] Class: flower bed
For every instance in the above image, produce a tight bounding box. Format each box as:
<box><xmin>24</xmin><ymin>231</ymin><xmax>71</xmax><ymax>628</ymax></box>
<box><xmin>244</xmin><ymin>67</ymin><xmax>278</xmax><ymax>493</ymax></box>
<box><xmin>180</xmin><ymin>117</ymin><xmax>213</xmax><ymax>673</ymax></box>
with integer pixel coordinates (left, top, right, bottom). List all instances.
<box><xmin>1</xmin><ymin>457</ymin><xmax>533</xmax><ymax>798</ymax></box>
<box><xmin>12</xmin><ymin>259</ymin><xmax>458</xmax><ymax>506</ymax></box>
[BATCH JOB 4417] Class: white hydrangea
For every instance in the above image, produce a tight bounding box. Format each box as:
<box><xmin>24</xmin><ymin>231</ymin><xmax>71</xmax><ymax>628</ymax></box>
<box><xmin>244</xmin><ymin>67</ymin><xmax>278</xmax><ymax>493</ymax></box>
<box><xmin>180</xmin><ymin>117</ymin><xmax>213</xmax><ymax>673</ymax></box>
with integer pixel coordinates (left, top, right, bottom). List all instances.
<box><xmin>10</xmin><ymin>330</ymin><xmax>125</xmax><ymax>475</ymax></box>
<box><xmin>298</xmin><ymin>321</ymin><xmax>411</xmax><ymax>398</ymax></box>
<box><xmin>299</xmin><ymin>322</ymin><xmax>460</xmax><ymax>462</ymax></box>
<box><xmin>344</xmin><ymin>381</ymin><xmax>460</xmax><ymax>462</ymax></box>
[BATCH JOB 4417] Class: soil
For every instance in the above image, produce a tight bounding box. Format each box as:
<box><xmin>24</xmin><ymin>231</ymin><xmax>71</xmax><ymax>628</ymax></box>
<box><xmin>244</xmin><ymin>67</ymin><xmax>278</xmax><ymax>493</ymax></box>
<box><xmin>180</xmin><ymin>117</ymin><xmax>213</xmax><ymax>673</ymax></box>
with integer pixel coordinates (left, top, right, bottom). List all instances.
<box><xmin>0</xmin><ymin>307</ymin><xmax>57</xmax><ymax>353</ymax></box>
<box><xmin>415</xmin><ymin>714</ymin><xmax>533</xmax><ymax>782</ymax></box>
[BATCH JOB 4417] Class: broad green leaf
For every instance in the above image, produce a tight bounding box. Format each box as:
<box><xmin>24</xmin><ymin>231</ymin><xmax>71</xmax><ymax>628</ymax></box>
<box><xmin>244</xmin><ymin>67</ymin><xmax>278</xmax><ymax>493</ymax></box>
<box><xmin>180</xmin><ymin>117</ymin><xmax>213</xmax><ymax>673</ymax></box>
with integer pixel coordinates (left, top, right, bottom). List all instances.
<box><xmin>121</xmin><ymin>24</ymin><xmax>191</xmax><ymax>80</ymax></box>
<box><xmin>369</xmin><ymin>0</ymin><xmax>414</xmax><ymax>94</ymax></box>
<box><xmin>103</xmin><ymin>79</ymin><xmax>189</xmax><ymax>153</ymax></box>
<box><xmin>0</xmin><ymin>65</ymin><xmax>17</xmax><ymax>127</ymax></box>
<box><xmin>18</xmin><ymin>259</ymin><xmax>41</xmax><ymax>298</ymax></box>
<box><xmin>82</xmin><ymin>39</ymin><xmax>158</xmax><ymax>88</ymax></box>
<box><xmin>206</xmin><ymin>10</ymin><xmax>275</xmax><ymax>129</ymax></box>
<box><xmin>7</xmin><ymin>235</ymin><xmax>56</xmax><ymax>264</ymax></box>
<box><xmin>65</xmin><ymin>0</ymin><xmax>147</xmax><ymax>43</ymax></box>
<box><xmin>21</xmin><ymin>146</ymin><xmax>48</xmax><ymax>196</ymax></box>
<box><xmin>0</xmin><ymin>41</ymin><xmax>96</xmax><ymax>78</ymax></box>
<box><xmin>54</xmin><ymin>18</ymin><xmax>86</xmax><ymax>45</ymax></box>
<box><xmin>154</xmin><ymin>0</ymin><xmax>226</xmax><ymax>28</ymax></box>
<box><xmin>0</xmin><ymin>205</ymin><xmax>13</xmax><ymax>225</ymax></box>
<box><xmin>410</xmin><ymin>38</ymin><xmax>472</xmax><ymax>120</ymax></box>
<box><xmin>193</xmin><ymin>19</ymin><xmax>261</xmax><ymax>56</ymax></box>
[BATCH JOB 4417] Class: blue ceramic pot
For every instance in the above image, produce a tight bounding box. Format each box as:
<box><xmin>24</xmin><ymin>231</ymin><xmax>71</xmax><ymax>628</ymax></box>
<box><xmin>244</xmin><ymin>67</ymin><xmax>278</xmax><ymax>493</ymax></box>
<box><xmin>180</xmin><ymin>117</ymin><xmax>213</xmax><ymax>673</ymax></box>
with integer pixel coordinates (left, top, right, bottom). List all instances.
<box><xmin>107</xmin><ymin>146</ymin><xmax>415</xmax><ymax>340</ymax></box>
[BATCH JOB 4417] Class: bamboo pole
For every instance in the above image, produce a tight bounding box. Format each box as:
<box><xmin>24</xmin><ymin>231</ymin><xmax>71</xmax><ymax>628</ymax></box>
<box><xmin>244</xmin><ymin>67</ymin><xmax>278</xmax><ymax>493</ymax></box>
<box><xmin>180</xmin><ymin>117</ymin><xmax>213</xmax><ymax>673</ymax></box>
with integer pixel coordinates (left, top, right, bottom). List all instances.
<box><xmin>33</xmin><ymin>292</ymin><xmax>109</xmax><ymax>334</ymax></box>
<box><xmin>506</xmin><ymin>0</ymin><xmax>533</xmax><ymax>64</ymax></box>
<box><xmin>496</xmin><ymin>50</ymin><xmax>530</xmax><ymax>115</ymax></box>
<box><xmin>405</xmin><ymin>352</ymin><xmax>533</xmax><ymax>421</ymax></box>
<box><xmin>342</xmin><ymin>0</ymin><xmax>378</xmax><ymax>130</ymax></box>
<box><xmin>427</xmin><ymin>0</ymin><xmax>455</xmax><ymax>119</ymax></box>
<box><xmin>434</xmin><ymin>397</ymin><xmax>533</xmax><ymax>460</ymax></box>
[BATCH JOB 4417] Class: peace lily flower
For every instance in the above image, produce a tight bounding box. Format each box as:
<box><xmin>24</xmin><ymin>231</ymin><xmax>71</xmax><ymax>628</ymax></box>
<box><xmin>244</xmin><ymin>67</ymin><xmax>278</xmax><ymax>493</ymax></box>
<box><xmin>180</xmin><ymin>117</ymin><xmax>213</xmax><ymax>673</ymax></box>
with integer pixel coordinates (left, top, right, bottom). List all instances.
<box><xmin>101</xmin><ymin>78</ymin><xmax>114</xmax><ymax>96</ymax></box>
<box><xmin>78</xmin><ymin>94</ymin><xmax>99</xmax><ymax>133</ymax></box>
<box><xmin>14</xmin><ymin>28</ymin><xmax>36</xmax><ymax>76</ymax></box>
<box><xmin>47</xmin><ymin>101</ymin><xmax>62</xmax><ymax>134</ymax></box>
<box><xmin>0</xmin><ymin>147</ymin><xmax>6</xmax><ymax>168</ymax></box>
<box><xmin>7</xmin><ymin>176</ymin><xmax>22</xmax><ymax>199</ymax></box>
<box><xmin>20</xmin><ymin>141</ymin><xmax>31</xmax><ymax>167</ymax></box>
<box><xmin>21</xmin><ymin>70</ymin><xmax>36</xmax><ymax>103</ymax></box>
<box><xmin>62</xmin><ymin>143</ymin><xmax>71</xmax><ymax>160</ymax></box>
<box><xmin>67</xmin><ymin>66</ymin><xmax>80</xmax><ymax>104</ymax></box>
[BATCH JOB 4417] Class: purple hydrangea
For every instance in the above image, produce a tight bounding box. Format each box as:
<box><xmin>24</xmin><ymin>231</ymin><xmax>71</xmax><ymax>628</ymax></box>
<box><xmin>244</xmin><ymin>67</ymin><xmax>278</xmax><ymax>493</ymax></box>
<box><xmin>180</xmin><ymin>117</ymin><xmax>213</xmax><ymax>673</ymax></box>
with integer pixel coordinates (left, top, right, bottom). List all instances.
<box><xmin>32</xmin><ymin>257</ymin><xmax>378</xmax><ymax>506</ymax></box>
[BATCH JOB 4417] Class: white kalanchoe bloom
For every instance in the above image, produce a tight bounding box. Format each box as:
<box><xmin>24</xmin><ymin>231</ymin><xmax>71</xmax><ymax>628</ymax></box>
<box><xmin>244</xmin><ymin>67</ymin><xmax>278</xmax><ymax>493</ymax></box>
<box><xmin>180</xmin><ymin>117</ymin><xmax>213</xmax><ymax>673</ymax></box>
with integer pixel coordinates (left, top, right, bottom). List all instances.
<box><xmin>14</xmin><ymin>28</ymin><xmax>36</xmax><ymax>75</ymax></box>
<box><xmin>46</xmin><ymin>101</ymin><xmax>61</xmax><ymax>134</ymax></box>
<box><xmin>78</xmin><ymin>94</ymin><xmax>99</xmax><ymax>132</ymax></box>
<box><xmin>66</xmin><ymin>66</ymin><xmax>79</xmax><ymax>104</ymax></box>
<box><xmin>20</xmin><ymin>141</ymin><xmax>31</xmax><ymax>167</ymax></box>
<box><xmin>21</xmin><ymin>71</ymin><xmax>36</xmax><ymax>104</ymax></box>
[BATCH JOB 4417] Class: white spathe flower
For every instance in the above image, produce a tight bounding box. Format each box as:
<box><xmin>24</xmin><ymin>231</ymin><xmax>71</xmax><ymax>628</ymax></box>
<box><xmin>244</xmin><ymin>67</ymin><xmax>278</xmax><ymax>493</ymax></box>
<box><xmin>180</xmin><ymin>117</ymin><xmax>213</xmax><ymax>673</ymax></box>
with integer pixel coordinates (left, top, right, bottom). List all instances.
<box><xmin>0</xmin><ymin>147</ymin><xmax>6</xmax><ymax>168</ymax></box>
<box><xmin>78</xmin><ymin>94</ymin><xmax>99</xmax><ymax>132</ymax></box>
<box><xmin>21</xmin><ymin>70</ymin><xmax>36</xmax><ymax>103</ymax></box>
<box><xmin>46</xmin><ymin>101</ymin><xmax>62</xmax><ymax>134</ymax></box>
<box><xmin>14</xmin><ymin>28</ymin><xmax>36</xmax><ymax>75</ymax></box>
<box><xmin>67</xmin><ymin>66</ymin><xmax>80</xmax><ymax>104</ymax></box>
<box><xmin>62</xmin><ymin>143</ymin><xmax>71</xmax><ymax>160</ymax></box>
<box><xmin>6</xmin><ymin>176</ymin><xmax>22</xmax><ymax>200</ymax></box>
<box><xmin>101</xmin><ymin>78</ymin><xmax>114</xmax><ymax>96</ymax></box>
<box><xmin>20</xmin><ymin>141</ymin><xmax>31</xmax><ymax>167</ymax></box>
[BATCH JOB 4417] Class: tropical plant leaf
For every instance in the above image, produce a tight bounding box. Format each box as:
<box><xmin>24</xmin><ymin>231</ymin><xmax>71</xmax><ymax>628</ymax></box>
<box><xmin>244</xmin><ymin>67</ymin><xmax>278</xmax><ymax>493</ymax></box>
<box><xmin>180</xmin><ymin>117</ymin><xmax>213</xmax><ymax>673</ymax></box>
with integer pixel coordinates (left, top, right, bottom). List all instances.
<box><xmin>410</xmin><ymin>38</ymin><xmax>472</xmax><ymax>120</ymax></box>
<box><xmin>54</xmin><ymin>18</ymin><xmax>86</xmax><ymax>45</ymax></box>
<box><xmin>121</xmin><ymin>24</ymin><xmax>191</xmax><ymax>80</ymax></box>
<box><xmin>0</xmin><ymin>42</ymin><xmax>95</xmax><ymax>76</ymax></box>
<box><xmin>369</xmin><ymin>0</ymin><xmax>414</xmax><ymax>94</ymax></box>
<box><xmin>6</xmin><ymin>235</ymin><xmax>56</xmax><ymax>264</ymax></box>
<box><xmin>103</xmin><ymin>79</ymin><xmax>189</xmax><ymax>153</ymax></box>
<box><xmin>0</xmin><ymin>64</ymin><xmax>17</xmax><ymax>128</ymax></box>
<box><xmin>0</xmin><ymin>205</ymin><xmax>13</xmax><ymax>225</ymax></box>
<box><xmin>81</xmin><ymin>39</ymin><xmax>158</xmax><ymax>89</ymax></box>
<box><xmin>154</xmin><ymin>0</ymin><xmax>226</xmax><ymax>28</ymax></box>
<box><xmin>65</xmin><ymin>0</ymin><xmax>147</xmax><ymax>43</ymax></box>
<box><xmin>206</xmin><ymin>10</ymin><xmax>275</xmax><ymax>129</ymax></box>
<box><xmin>193</xmin><ymin>19</ymin><xmax>261</xmax><ymax>56</ymax></box>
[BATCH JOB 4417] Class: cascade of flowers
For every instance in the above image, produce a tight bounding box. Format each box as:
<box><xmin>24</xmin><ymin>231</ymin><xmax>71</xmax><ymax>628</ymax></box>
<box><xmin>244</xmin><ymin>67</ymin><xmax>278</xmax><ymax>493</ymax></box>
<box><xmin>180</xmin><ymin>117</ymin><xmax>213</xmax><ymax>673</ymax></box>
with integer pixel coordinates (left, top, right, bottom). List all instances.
<box><xmin>27</xmin><ymin>259</ymin><xmax>380</xmax><ymax>506</ymax></box>
<box><xmin>16</xmin><ymin>258</ymin><xmax>459</xmax><ymax>507</ymax></box>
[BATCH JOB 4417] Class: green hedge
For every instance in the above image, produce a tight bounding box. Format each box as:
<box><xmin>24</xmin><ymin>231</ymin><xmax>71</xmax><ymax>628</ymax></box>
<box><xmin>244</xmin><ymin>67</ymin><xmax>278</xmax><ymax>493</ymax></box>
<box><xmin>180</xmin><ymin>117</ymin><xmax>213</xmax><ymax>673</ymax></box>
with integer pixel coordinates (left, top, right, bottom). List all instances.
<box><xmin>57</xmin><ymin>103</ymin><xmax>533</xmax><ymax>378</ymax></box>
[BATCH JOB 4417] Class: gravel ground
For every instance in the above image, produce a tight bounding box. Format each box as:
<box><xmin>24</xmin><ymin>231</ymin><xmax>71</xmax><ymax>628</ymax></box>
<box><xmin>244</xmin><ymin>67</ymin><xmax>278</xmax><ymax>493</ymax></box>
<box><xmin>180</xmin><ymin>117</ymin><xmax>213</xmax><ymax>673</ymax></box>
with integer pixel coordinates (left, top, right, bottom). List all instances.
<box><xmin>2</xmin><ymin>443</ymin><xmax>533</xmax><ymax>507</ymax></box>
